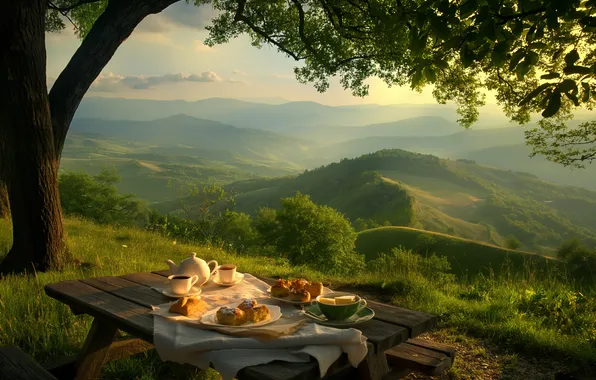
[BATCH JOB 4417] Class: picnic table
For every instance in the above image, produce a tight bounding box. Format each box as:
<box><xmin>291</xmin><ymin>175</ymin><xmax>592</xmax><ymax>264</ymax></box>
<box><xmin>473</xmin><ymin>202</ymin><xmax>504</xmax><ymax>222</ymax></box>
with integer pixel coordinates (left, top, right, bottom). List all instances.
<box><xmin>43</xmin><ymin>270</ymin><xmax>437</xmax><ymax>380</ymax></box>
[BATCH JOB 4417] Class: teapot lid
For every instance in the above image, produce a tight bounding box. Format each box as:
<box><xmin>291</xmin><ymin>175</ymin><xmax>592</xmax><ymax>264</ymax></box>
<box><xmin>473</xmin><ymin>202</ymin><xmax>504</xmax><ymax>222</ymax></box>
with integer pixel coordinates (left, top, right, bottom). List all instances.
<box><xmin>181</xmin><ymin>252</ymin><xmax>201</xmax><ymax>265</ymax></box>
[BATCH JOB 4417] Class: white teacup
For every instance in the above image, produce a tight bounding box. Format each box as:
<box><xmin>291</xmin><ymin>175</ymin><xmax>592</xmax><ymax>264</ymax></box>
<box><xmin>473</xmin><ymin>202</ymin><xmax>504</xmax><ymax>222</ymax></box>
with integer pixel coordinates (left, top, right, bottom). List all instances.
<box><xmin>168</xmin><ymin>274</ymin><xmax>199</xmax><ymax>295</ymax></box>
<box><xmin>216</xmin><ymin>264</ymin><xmax>237</xmax><ymax>284</ymax></box>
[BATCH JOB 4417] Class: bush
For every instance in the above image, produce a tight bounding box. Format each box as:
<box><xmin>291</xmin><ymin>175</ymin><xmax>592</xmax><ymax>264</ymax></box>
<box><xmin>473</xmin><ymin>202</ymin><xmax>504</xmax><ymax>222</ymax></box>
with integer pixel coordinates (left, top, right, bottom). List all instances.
<box><xmin>557</xmin><ymin>239</ymin><xmax>596</xmax><ymax>283</ymax></box>
<box><xmin>59</xmin><ymin>168</ymin><xmax>148</xmax><ymax>226</ymax></box>
<box><xmin>272</xmin><ymin>193</ymin><xmax>364</xmax><ymax>274</ymax></box>
<box><xmin>505</xmin><ymin>236</ymin><xmax>522</xmax><ymax>250</ymax></box>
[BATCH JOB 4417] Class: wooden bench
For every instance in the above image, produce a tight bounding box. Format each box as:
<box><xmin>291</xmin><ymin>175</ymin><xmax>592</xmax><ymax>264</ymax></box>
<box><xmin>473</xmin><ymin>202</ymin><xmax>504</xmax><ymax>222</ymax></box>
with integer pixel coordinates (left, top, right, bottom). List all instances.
<box><xmin>0</xmin><ymin>345</ymin><xmax>58</xmax><ymax>380</ymax></box>
<box><xmin>385</xmin><ymin>338</ymin><xmax>455</xmax><ymax>377</ymax></box>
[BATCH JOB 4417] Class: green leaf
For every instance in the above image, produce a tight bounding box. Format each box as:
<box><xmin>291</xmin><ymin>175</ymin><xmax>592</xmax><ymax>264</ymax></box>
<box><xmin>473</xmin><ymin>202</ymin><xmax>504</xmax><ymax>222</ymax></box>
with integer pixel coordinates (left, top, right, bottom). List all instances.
<box><xmin>553</xmin><ymin>48</ymin><xmax>564</xmax><ymax>61</ymax></box>
<box><xmin>516</xmin><ymin>60</ymin><xmax>531</xmax><ymax>80</ymax></box>
<box><xmin>540</xmin><ymin>89</ymin><xmax>553</xmax><ymax>108</ymax></box>
<box><xmin>479</xmin><ymin>19</ymin><xmax>497</xmax><ymax>41</ymax></box>
<box><xmin>430</xmin><ymin>15</ymin><xmax>450</xmax><ymax>40</ymax></box>
<box><xmin>519</xmin><ymin>83</ymin><xmax>552</xmax><ymax>106</ymax></box>
<box><xmin>563</xmin><ymin>66</ymin><xmax>593</xmax><ymax>75</ymax></box>
<box><xmin>411</xmin><ymin>69</ymin><xmax>424</xmax><ymax>88</ymax></box>
<box><xmin>547</xmin><ymin>13</ymin><xmax>559</xmax><ymax>30</ymax></box>
<box><xmin>460</xmin><ymin>45</ymin><xmax>476</xmax><ymax>67</ymax></box>
<box><xmin>491</xmin><ymin>43</ymin><xmax>508</xmax><ymax>67</ymax></box>
<box><xmin>541</xmin><ymin>72</ymin><xmax>560</xmax><ymax>79</ymax></box>
<box><xmin>423</xmin><ymin>66</ymin><xmax>437</xmax><ymax>82</ymax></box>
<box><xmin>509</xmin><ymin>49</ymin><xmax>526</xmax><ymax>71</ymax></box>
<box><xmin>459</xmin><ymin>0</ymin><xmax>477</xmax><ymax>18</ymax></box>
<box><xmin>565</xmin><ymin>49</ymin><xmax>580</xmax><ymax>66</ymax></box>
<box><xmin>580</xmin><ymin>16</ymin><xmax>596</xmax><ymax>28</ymax></box>
<box><xmin>565</xmin><ymin>93</ymin><xmax>580</xmax><ymax>106</ymax></box>
<box><xmin>526</xmin><ymin>51</ymin><xmax>539</xmax><ymax>66</ymax></box>
<box><xmin>415</xmin><ymin>12</ymin><xmax>427</xmax><ymax>28</ymax></box>
<box><xmin>526</xmin><ymin>24</ymin><xmax>537</xmax><ymax>42</ymax></box>
<box><xmin>582</xmin><ymin>82</ymin><xmax>591</xmax><ymax>102</ymax></box>
<box><xmin>528</xmin><ymin>42</ymin><xmax>547</xmax><ymax>49</ymax></box>
<box><xmin>512</xmin><ymin>20</ymin><xmax>524</xmax><ymax>38</ymax></box>
<box><xmin>542</xmin><ymin>90</ymin><xmax>562</xmax><ymax>118</ymax></box>
<box><xmin>558</xmin><ymin>79</ymin><xmax>577</xmax><ymax>93</ymax></box>
<box><xmin>435</xmin><ymin>59</ymin><xmax>449</xmax><ymax>70</ymax></box>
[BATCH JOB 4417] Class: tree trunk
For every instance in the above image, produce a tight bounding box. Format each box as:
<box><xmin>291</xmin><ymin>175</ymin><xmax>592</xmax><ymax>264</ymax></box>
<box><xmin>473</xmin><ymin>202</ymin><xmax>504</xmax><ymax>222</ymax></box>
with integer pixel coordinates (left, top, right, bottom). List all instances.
<box><xmin>0</xmin><ymin>0</ymin><xmax>69</xmax><ymax>274</ymax></box>
<box><xmin>0</xmin><ymin>182</ymin><xmax>8</xmax><ymax>219</ymax></box>
<box><xmin>49</xmin><ymin>0</ymin><xmax>180</xmax><ymax>161</ymax></box>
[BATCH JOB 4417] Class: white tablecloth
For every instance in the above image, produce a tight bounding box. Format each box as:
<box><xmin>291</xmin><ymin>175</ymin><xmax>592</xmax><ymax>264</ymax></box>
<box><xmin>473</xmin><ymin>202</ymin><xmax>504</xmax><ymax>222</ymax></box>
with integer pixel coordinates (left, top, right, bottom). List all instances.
<box><xmin>151</xmin><ymin>273</ymin><xmax>368</xmax><ymax>379</ymax></box>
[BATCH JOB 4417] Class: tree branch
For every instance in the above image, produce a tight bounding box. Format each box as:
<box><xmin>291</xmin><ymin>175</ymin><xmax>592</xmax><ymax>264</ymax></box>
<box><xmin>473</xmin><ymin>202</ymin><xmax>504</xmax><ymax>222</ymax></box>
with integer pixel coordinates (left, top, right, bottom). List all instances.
<box><xmin>48</xmin><ymin>0</ymin><xmax>180</xmax><ymax>161</ymax></box>
<box><xmin>47</xmin><ymin>0</ymin><xmax>102</xmax><ymax>13</ymax></box>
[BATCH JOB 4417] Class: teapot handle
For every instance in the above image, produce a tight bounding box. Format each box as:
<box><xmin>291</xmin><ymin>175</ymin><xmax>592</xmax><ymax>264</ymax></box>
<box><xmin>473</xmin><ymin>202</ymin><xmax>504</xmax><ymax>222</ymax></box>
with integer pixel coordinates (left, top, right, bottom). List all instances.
<box><xmin>207</xmin><ymin>260</ymin><xmax>218</xmax><ymax>276</ymax></box>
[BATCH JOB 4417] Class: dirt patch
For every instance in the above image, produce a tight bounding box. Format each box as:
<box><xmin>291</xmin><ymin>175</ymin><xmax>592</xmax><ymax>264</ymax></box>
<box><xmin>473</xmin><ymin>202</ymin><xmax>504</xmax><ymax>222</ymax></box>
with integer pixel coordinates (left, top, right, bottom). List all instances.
<box><xmin>400</xmin><ymin>329</ymin><xmax>592</xmax><ymax>380</ymax></box>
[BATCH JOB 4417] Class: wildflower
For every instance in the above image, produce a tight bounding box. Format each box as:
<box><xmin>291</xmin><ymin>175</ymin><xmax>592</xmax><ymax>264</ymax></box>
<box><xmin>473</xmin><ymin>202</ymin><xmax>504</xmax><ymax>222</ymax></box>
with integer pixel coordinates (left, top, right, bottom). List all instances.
<box><xmin>122</xmin><ymin>245</ymin><xmax>128</xmax><ymax>248</ymax></box>
<box><xmin>173</xmin><ymin>240</ymin><xmax>177</xmax><ymax>245</ymax></box>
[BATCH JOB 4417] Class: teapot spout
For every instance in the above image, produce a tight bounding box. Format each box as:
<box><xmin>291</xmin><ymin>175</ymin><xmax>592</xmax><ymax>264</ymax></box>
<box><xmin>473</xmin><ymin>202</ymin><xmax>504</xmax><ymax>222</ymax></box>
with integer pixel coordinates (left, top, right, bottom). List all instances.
<box><xmin>166</xmin><ymin>260</ymin><xmax>178</xmax><ymax>275</ymax></box>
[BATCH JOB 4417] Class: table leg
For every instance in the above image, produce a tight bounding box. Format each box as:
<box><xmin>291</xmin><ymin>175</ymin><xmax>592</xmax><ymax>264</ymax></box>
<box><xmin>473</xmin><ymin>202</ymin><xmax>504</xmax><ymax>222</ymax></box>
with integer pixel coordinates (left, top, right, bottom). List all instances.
<box><xmin>357</xmin><ymin>343</ymin><xmax>389</xmax><ymax>380</ymax></box>
<box><xmin>75</xmin><ymin>318</ymin><xmax>118</xmax><ymax>380</ymax></box>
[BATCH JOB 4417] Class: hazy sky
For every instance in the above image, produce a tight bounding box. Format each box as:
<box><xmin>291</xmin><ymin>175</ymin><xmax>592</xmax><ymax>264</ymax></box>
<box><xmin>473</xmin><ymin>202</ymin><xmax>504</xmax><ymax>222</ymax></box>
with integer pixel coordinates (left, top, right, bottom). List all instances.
<box><xmin>45</xmin><ymin>2</ymin><xmax>465</xmax><ymax>107</ymax></box>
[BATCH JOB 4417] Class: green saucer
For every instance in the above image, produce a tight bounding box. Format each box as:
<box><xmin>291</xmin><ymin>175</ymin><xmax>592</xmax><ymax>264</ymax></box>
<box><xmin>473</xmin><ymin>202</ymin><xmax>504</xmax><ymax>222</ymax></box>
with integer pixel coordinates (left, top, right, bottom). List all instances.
<box><xmin>304</xmin><ymin>303</ymin><xmax>375</xmax><ymax>327</ymax></box>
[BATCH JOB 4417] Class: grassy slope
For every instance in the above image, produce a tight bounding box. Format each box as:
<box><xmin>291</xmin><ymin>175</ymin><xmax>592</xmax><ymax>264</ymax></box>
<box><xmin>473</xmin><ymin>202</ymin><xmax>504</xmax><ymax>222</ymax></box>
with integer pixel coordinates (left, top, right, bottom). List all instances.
<box><xmin>356</xmin><ymin>226</ymin><xmax>559</xmax><ymax>276</ymax></box>
<box><xmin>0</xmin><ymin>218</ymin><xmax>595</xmax><ymax>378</ymax></box>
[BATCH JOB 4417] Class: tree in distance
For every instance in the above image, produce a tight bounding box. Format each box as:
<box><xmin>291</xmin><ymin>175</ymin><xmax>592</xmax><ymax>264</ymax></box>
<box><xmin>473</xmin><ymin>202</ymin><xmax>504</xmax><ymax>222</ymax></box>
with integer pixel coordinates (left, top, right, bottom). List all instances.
<box><xmin>2</xmin><ymin>0</ymin><xmax>595</xmax><ymax>273</ymax></box>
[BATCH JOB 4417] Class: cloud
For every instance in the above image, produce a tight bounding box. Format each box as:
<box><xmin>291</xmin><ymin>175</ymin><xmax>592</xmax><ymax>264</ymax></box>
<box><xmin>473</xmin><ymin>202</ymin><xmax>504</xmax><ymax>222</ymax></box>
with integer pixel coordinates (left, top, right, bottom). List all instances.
<box><xmin>90</xmin><ymin>72</ymin><xmax>222</xmax><ymax>92</ymax></box>
<box><xmin>270</xmin><ymin>73</ymin><xmax>295</xmax><ymax>79</ymax></box>
<box><xmin>232</xmin><ymin>69</ymin><xmax>248</xmax><ymax>76</ymax></box>
<box><xmin>193</xmin><ymin>40</ymin><xmax>212</xmax><ymax>52</ymax></box>
<box><xmin>136</xmin><ymin>15</ymin><xmax>171</xmax><ymax>33</ymax></box>
<box><xmin>160</xmin><ymin>2</ymin><xmax>217</xmax><ymax>30</ymax></box>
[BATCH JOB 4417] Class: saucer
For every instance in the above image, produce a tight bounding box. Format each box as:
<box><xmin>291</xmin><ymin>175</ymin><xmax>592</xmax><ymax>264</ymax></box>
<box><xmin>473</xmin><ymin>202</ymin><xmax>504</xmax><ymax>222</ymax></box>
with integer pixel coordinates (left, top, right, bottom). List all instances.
<box><xmin>161</xmin><ymin>286</ymin><xmax>202</xmax><ymax>298</ymax></box>
<box><xmin>212</xmin><ymin>272</ymin><xmax>244</xmax><ymax>286</ymax></box>
<box><xmin>303</xmin><ymin>303</ymin><xmax>375</xmax><ymax>327</ymax></box>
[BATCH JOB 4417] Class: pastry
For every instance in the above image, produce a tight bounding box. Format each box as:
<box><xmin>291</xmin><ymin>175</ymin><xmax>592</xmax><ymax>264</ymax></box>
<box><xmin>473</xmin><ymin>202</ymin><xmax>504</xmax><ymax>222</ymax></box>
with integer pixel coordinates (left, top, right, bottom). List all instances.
<box><xmin>291</xmin><ymin>279</ymin><xmax>309</xmax><ymax>290</ymax></box>
<box><xmin>306</xmin><ymin>282</ymin><xmax>323</xmax><ymax>298</ymax></box>
<box><xmin>168</xmin><ymin>297</ymin><xmax>209</xmax><ymax>317</ymax></box>
<box><xmin>275</xmin><ymin>279</ymin><xmax>291</xmax><ymax>288</ymax></box>
<box><xmin>289</xmin><ymin>289</ymin><xmax>311</xmax><ymax>302</ymax></box>
<box><xmin>238</xmin><ymin>298</ymin><xmax>257</xmax><ymax>311</ymax></box>
<box><xmin>216</xmin><ymin>307</ymin><xmax>246</xmax><ymax>326</ymax></box>
<box><xmin>270</xmin><ymin>283</ymin><xmax>290</xmax><ymax>298</ymax></box>
<box><xmin>245</xmin><ymin>305</ymin><xmax>271</xmax><ymax>323</ymax></box>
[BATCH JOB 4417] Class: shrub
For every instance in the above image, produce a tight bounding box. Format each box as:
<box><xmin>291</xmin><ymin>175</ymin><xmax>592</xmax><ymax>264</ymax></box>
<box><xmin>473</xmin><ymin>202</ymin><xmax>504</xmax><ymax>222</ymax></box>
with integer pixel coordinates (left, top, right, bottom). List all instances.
<box><xmin>59</xmin><ymin>168</ymin><xmax>148</xmax><ymax>226</ymax></box>
<box><xmin>505</xmin><ymin>236</ymin><xmax>522</xmax><ymax>250</ymax></box>
<box><xmin>272</xmin><ymin>193</ymin><xmax>364</xmax><ymax>274</ymax></box>
<box><xmin>557</xmin><ymin>239</ymin><xmax>596</xmax><ymax>283</ymax></box>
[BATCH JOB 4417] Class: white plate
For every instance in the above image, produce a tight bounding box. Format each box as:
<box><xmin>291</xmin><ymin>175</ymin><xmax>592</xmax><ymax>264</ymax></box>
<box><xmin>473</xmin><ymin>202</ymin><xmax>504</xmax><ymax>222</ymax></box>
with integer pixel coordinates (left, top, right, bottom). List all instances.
<box><xmin>212</xmin><ymin>272</ymin><xmax>245</xmax><ymax>287</ymax></box>
<box><xmin>161</xmin><ymin>286</ymin><xmax>202</xmax><ymax>299</ymax></box>
<box><xmin>200</xmin><ymin>303</ymin><xmax>281</xmax><ymax>328</ymax></box>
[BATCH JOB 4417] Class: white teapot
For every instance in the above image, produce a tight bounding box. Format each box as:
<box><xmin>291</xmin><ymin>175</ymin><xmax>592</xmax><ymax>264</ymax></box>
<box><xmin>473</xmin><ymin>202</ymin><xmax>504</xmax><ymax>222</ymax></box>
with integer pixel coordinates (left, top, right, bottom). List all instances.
<box><xmin>166</xmin><ymin>252</ymin><xmax>218</xmax><ymax>287</ymax></box>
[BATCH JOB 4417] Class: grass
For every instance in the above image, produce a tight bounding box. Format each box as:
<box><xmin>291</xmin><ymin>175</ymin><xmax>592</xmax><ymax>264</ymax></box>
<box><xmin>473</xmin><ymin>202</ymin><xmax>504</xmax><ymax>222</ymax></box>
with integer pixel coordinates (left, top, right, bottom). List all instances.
<box><xmin>356</xmin><ymin>226</ymin><xmax>560</xmax><ymax>277</ymax></box>
<box><xmin>1</xmin><ymin>217</ymin><xmax>595</xmax><ymax>379</ymax></box>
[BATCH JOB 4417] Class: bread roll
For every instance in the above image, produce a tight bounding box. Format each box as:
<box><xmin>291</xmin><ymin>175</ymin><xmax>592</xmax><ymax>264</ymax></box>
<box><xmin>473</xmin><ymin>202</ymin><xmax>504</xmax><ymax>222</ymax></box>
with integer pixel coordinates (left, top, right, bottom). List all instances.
<box><xmin>306</xmin><ymin>282</ymin><xmax>323</xmax><ymax>298</ymax></box>
<box><xmin>168</xmin><ymin>297</ymin><xmax>209</xmax><ymax>317</ymax></box>
<box><xmin>216</xmin><ymin>307</ymin><xmax>246</xmax><ymax>325</ymax></box>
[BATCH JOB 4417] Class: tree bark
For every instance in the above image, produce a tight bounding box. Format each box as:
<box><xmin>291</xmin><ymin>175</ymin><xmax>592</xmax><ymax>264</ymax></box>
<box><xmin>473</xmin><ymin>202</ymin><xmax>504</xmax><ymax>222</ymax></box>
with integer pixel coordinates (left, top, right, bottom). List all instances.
<box><xmin>49</xmin><ymin>0</ymin><xmax>180</xmax><ymax>160</ymax></box>
<box><xmin>0</xmin><ymin>182</ymin><xmax>9</xmax><ymax>219</ymax></box>
<box><xmin>0</xmin><ymin>0</ymin><xmax>68</xmax><ymax>274</ymax></box>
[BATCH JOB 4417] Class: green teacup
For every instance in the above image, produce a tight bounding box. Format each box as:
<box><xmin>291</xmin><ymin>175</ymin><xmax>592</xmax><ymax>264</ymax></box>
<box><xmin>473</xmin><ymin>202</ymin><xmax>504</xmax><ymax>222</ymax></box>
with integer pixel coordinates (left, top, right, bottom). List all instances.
<box><xmin>315</xmin><ymin>292</ymin><xmax>367</xmax><ymax>321</ymax></box>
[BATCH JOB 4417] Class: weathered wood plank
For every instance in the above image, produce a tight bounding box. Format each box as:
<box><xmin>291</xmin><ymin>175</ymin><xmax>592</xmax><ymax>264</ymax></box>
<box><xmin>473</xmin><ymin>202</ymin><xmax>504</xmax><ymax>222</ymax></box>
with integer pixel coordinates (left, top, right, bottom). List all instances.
<box><xmin>45</xmin><ymin>280</ymin><xmax>154</xmax><ymax>342</ymax></box>
<box><xmin>152</xmin><ymin>269</ymin><xmax>170</xmax><ymax>277</ymax></box>
<box><xmin>357</xmin><ymin>342</ymin><xmax>389</xmax><ymax>380</ymax></box>
<box><xmin>356</xmin><ymin>319</ymin><xmax>408</xmax><ymax>353</ymax></box>
<box><xmin>121</xmin><ymin>272</ymin><xmax>170</xmax><ymax>289</ymax></box>
<box><xmin>80</xmin><ymin>276</ymin><xmax>170</xmax><ymax>308</ymax></box>
<box><xmin>75</xmin><ymin>318</ymin><xmax>118</xmax><ymax>380</ymax></box>
<box><xmin>385</xmin><ymin>343</ymin><xmax>452</xmax><ymax>376</ymax></box>
<box><xmin>0</xmin><ymin>345</ymin><xmax>57</xmax><ymax>380</ymax></box>
<box><xmin>406</xmin><ymin>338</ymin><xmax>456</xmax><ymax>360</ymax></box>
<box><xmin>366</xmin><ymin>301</ymin><xmax>437</xmax><ymax>338</ymax></box>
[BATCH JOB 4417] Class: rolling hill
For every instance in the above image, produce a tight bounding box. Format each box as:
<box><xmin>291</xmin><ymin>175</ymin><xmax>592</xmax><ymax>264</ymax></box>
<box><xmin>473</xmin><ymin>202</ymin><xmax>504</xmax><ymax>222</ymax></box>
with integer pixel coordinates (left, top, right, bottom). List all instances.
<box><xmin>217</xmin><ymin>149</ymin><xmax>596</xmax><ymax>253</ymax></box>
<box><xmin>355</xmin><ymin>226</ymin><xmax>559</xmax><ymax>276</ymax></box>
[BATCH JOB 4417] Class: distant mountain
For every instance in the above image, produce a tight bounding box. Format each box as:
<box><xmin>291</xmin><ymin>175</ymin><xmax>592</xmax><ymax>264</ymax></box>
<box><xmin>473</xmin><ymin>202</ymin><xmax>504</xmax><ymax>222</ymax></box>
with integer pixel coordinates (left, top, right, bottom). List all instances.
<box><xmin>70</xmin><ymin>114</ymin><xmax>315</xmax><ymax>166</ymax></box>
<box><xmin>315</xmin><ymin>127</ymin><xmax>526</xmax><ymax>163</ymax></box>
<box><xmin>460</xmin><ymin>144</ymin><xmax>596</xmax><ymax>190</ymax></box>
<box><xmin>221</xmin><ymin>149</ymin><xmax>596</xmax><ymax>253</ymax></box>
<box><xmin>279</xmin><ymin>116</ymin><xmax>462</xmax><ymax>144</ymax></box>
<box><xmin>76</xmin><ymin>96</ymin><xmax>507</xmax><ymax>130</ymax></box>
